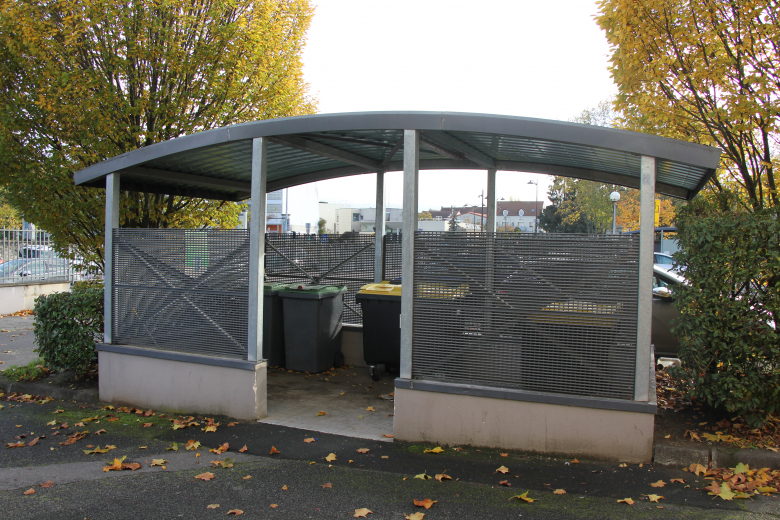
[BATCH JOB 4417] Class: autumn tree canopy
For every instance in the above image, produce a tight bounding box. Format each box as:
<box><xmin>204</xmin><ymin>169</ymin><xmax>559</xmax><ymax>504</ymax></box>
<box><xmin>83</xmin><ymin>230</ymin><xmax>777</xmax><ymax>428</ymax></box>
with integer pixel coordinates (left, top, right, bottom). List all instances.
<box><xmin>0</xmin><ymin>0</ymin><xmax>316</xmax><ymax>268</ymax></box>
<box><xmin>597</xmin><ymin>0</ymin><xmax>779</xmax><ymax>210</ymax></box>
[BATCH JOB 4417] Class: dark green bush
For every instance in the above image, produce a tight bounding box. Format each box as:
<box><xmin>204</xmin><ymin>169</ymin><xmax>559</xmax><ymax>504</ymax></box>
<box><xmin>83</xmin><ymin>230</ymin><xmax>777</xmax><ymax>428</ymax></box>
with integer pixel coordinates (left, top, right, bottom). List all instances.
<box><xmin>33</xmin><ymin>281</ymin><xmax>103</xmax><ymax>374</ymax></box>
<box><xmin>673</xmin><ymin>193</ymin><xmax>780</xmax><ymax>426</ymax></box>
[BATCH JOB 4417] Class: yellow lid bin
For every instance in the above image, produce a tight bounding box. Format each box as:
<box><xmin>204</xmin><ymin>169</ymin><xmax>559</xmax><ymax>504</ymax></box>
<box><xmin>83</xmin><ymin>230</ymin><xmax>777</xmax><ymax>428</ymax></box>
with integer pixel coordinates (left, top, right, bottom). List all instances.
<box><xmin>358</xmin><ymin>282</ymin><xmax>402</xmax><ymax>296</ymax></box>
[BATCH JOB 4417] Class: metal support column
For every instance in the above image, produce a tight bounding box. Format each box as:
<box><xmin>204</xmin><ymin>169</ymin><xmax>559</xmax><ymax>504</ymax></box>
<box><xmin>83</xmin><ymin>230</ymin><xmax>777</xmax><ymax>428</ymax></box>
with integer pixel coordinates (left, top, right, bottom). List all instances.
<box><xmin>400</xmin><ymin>130</ymin><xmax>419</xmax><ymax>380</ymax></box>
<box><xmin>635</xmin><ymin>155</ymin><xmax>656</xmax><ymax>401</ymax></box>
<box><xmin>486</xmin><ymin>169</ymin><xmax>497</xmax><ymax>232</ymax></box>
<box><xmin>374</xmin><ymin>171</ymin><xmax>386</xmax><ymax>282</ymax></box>
<box><xmin>103</xmin><ymin>173</ymin><xmax>120</xmax><ymax>344</ymax></box>
<box><xmin>247</xmin><ymin>138</ymin><xmax>268</xmax><ymax>363</ymax></box>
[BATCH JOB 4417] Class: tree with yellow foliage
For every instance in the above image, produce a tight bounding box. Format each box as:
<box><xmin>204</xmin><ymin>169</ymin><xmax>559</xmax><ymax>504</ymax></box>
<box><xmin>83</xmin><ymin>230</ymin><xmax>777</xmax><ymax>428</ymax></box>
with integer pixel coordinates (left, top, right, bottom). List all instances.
<box><xmin>597</xmin><ymin>0</ymin><xmax>779</xmax><ymax>210</ymax></box>
<box><xmin>0</xmin><ymin>0</ymin><xmax>316</xmax><ymax>269</ymax></box>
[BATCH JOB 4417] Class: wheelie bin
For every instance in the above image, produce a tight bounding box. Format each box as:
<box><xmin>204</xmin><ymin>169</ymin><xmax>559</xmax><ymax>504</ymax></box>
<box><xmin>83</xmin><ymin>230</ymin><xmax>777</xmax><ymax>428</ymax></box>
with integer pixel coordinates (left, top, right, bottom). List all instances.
<box><xmin>278</xmin><ymin>284</ymin><xmax>346</xmax><ymax>373</ymax></box>
<box><xmin>262</xmin><ymin>282</ymin><xmax>287</xmax><ymax>367</ymax></box>
<box><xmin>356</xmin><ymin>283</ymin><xmax>402</xmax><ymax>381</ymax></box>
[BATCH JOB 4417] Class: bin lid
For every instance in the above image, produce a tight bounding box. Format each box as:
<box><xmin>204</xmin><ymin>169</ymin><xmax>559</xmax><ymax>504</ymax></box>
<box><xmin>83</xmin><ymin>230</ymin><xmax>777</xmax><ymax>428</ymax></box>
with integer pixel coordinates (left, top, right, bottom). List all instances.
<box><xmin>416</xmin><ymin>283</ymin><xmax>468</xmax><ymax>299</ymax></box>
<box><xmin>359</xmin><ymin>283</ymin><xmax>402</xmax><ymax>296</ymax></box>
<box><xmin>264</xmin><ymin>282</ymin><xmax>289</xmax><ymax>292</ymax></box>
<box><xmin>279</xmin><ymin>284</ymin><xmax>346</xmax><ymax>294</ymax></box>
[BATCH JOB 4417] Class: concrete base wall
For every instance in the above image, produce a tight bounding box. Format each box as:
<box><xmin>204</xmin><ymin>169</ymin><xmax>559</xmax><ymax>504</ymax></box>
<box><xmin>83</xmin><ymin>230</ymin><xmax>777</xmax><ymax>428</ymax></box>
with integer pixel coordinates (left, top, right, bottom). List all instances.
<box><xmin>0</xmin><ymin>282</ymin><xmax>70</xmax><ymax>315</ymax></box>
<box><xmin>98</xmin><ymin>351</ymin><xmax>267</xmax><ymax>420</ymax></box>
<box><xmin>341</xmin><ymin>328</ymin><xmax>366</xmax><ymax>367</ymax></box>
<box><xmin>393</xmin><ymin>387</ymin><xmax>654</xmax><ymax>463</ymax></box>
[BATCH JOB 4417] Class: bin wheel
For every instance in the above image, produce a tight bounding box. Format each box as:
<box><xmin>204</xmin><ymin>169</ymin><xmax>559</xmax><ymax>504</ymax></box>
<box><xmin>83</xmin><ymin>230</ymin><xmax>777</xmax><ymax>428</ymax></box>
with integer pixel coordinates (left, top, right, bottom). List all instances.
<box><xmin>369</xmin><ymin>366</ymin><xmax>380</xmax><ymax>381</ymax></box>
<box><xmin>334</xmin><ymin>351</ymin><xmax>345</xmax><ymax>367</ymax></box>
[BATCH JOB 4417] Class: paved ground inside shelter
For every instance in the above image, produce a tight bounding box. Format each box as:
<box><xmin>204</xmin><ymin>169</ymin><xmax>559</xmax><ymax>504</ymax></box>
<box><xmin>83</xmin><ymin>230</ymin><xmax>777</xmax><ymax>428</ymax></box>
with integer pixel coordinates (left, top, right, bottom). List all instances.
<box><xmin>0</xmin><ymin>315</ymin><xmax>37</xmax><ymax>369</ymax></box>
<box><xmin>261</xmin><ymin>366</ymin><xmax>396</xmax><ymax>442</ymax></box>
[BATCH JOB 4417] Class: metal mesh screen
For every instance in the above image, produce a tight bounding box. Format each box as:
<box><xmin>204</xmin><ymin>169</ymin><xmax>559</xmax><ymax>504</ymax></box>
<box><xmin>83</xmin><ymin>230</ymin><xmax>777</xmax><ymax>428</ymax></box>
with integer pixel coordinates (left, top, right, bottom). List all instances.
<box><xmin>382</xmin><ymin>233</ymin><xmax>403</xmax><ymax>282</ymax></box>
<box><xmin>264</xmin><ymin>234</ymin><xmax>376</xmax><ymax>324</ymax></box>
<box><xmin>412</xmin><ymin>232</ymin><xmax>639</xmax><ymax>400</ymax></box>
<box><xmin>113</xmin><ymin>229</ymin><xmax>250</xmax><ymax>359</ymax></box>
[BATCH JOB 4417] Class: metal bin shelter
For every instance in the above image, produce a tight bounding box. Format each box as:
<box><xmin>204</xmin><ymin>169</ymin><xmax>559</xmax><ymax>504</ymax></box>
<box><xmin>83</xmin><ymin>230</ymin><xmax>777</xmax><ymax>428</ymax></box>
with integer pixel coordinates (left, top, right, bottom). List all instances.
<box><xmin>74</xmin><ymin>111</ymin><xmax>721</xmax><ymax>462</ymax></box>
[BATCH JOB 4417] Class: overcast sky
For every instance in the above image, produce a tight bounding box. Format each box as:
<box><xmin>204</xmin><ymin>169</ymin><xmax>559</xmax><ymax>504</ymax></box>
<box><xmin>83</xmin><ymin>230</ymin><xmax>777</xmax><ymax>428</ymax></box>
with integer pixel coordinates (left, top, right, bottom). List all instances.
<box><xmin>288</xmin><ymin>0</ymin><xmax>616</xmax><ymax>223</ymax></box>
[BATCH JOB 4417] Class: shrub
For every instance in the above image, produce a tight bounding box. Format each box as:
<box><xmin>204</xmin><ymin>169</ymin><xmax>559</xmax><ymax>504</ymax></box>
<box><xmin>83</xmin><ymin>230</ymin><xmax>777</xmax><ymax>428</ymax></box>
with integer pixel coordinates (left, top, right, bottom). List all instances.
<box><xmin>34</xmin><ymin>281</ymin><xmax>103</xmax><ymax>375</ymax></box>
<box><xmin>672</xmin><ymin>193</ymin><xmax>780</xmax><ymax>426</ymax></box>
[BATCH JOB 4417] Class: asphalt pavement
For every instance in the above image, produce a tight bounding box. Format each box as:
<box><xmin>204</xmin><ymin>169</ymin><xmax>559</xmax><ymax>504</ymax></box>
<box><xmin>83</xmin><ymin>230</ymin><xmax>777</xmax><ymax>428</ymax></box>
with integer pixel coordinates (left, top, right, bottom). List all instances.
<box><xmin>0</xmin><ymin>315</ymin><xmax>38</xmax><ymax>369</ymax></box>
<box><xmin>2</xmin><ymin>396</ymin><xmax>777</xmax><ymax>519</ymax></box>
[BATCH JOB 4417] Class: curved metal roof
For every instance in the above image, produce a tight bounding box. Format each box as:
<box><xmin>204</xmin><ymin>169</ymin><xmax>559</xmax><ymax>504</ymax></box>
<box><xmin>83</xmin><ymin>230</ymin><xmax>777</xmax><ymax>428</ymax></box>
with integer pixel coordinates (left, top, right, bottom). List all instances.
<box><xmin>73</xmin><ymin>111</ymin><xmax>721</xmax><ymax>201</ymax></box>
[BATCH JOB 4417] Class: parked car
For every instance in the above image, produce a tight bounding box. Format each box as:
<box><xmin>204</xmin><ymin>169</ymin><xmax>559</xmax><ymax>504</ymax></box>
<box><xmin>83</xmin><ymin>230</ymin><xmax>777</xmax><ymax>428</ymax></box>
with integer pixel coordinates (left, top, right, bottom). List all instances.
<box><xmin>0</xmin><ymin>257</ymin><xmax>69</xmax><ymax>283</ymax></box>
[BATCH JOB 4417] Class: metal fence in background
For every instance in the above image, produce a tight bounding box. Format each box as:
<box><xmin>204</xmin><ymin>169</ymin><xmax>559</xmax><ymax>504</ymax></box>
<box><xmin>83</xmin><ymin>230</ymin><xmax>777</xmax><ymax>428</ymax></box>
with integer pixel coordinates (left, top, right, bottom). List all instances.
<box><xmin>382</xmin><ymin>233</ymin><xmax>403</xmax><ymax>282</ymax></box>
<box><xmin>411</xmin><ymin>232</ymin><xmax>640</xmax><ymax>400</ymax></box>
<box><xmin>0</xmin><ymin>228</ymin><xmax>83</xmax><ymax>285</ymax></box>
<box><xmin>265</xmin><ymin>233</ymin><xmax>378</xmax><ymax>324</ymax></box>
<box><xmin>112</xmin><ymin>229</ymin><xmax>250</xmax><ymax>359</ymax></box>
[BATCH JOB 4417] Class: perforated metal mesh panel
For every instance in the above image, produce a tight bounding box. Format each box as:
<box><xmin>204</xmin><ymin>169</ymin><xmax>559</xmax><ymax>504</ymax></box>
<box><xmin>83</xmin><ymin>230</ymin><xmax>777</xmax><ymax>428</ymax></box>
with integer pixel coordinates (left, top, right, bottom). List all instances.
<box><xmin>412</xmin><ymin>232</ymin><xmax>639</xmax><ymax>400</ymax></box>
<box><xmin>382</xmin><ymin>233</ymin><xmax>403</xmax><ymax>282</ymax></box>
<box><xmin>112</xmin><ymin>229</ymin><xmax>250</xmax><ymax>359</ymax></box>
<box><xmin>264</xmin><ymin>234</ymin><xmax>376</xmax><ymax>324</ymax></box>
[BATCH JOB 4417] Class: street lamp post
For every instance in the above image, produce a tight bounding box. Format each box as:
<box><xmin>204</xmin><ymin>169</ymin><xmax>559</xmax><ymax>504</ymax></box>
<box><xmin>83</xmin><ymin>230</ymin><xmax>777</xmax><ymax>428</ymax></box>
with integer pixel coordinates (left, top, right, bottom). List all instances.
<box><xmin>528</xmin><ymin>180</ymin><xmax>539</xmax><ymax>233</ymax></box>
<box><xmin>476</xmin><ymin>191</ymin><xmax>486</xmax><ymax>231</ymax></box>
<box><xmin>610</xmin><ymin>191</ymin><xmax>621</xmax><ymax>234</ymax></box>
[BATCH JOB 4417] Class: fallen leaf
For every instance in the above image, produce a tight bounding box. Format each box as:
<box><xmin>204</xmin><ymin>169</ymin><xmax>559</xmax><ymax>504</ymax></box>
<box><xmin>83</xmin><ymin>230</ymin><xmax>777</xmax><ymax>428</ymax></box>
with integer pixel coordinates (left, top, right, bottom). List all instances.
<box><xmin>414</xmin><ymin>472</ymin><xmax>432</xmax><ymax>480</ymax></box>
<box><xmin>194</xmin><ymin>472</ymin><xmax>215</xmax><ymax>481</ymax></box>
<box><xmin>499</xmin><ymin>480</ymin><xmax>511</xmax><ymax>486</ymax></box>
<box><xmin>650</xmin><ymin>480</ymin><xmax>666</xmax><ymax>488</ymax></box>
<box><xmin>424</xmin><ymin>447</ymin><xmax>444</xmax><ymax>454</ymax></box>
<box><xmin>83</xmin><ymin>445</ymin><xmax>116</xmax><ymax>455</ymax></box>
<box><xmin>413</xmin><ymin>499</ymin><xmax>438</xmax><ymax>509</ymax></box>
<box><xmin>242</xmin><ymin>475</ymin><xmax>252</xmax><ymax>480</ymax></box>
<box><xmin>39</xmin><ymin>481</ymin><xmax>54</xmax><ymax>488</ymax></box>
<box><xmin>325</xmin><ymin>453</ymin><xmax>337</xmax><ymax>462</ymax></box>
<box><xmin>304</xmin><ymin>438</ymin><xmax>316</xmax><ymax>443</ymax></box>
<box><xmin>211</xmin><ymin>458</ymin><xmax>235</xmax><ymax>469</ymax></box>
<box><xmin>321</xmin><ymin>482</ymin><xmax>332</xmax><ymax>488</ymax></box>
<box><xmin>168</xmin><ymin>443</ymin><xmax>179</xmax><ymax>451</ymax></box>
<box><xmin>316</xmin><ymin>411</ymin><xmax>327</xmax><ymax>416</ymax></box>
<box><xmin>570</xmin><ymin>458</ymin><xmax>580</xmax><ymax>464</ymax></box>
<box><xmin>27</xmin><ymin>437</ymin><xmax>39</xmax><ymax>447</ymax></box>
<box><xmin>670</xmin><ymin>478</ymin><xmax>685</xmax><ymax>484</ymax></box>
<box><xmin>435</xmin><ymin>473</ymin><xmax>452</xmax><ymax>482</ymax></box>
<box><xmin>269</xmin><ymin>504</ymin><xmax>278</xmax><ymax>509</ymax></box>
<box><xmin>142</xmin><ymin>423</ymin><xmax>153</xmax><ymax>428</ymax></box>
<box><xmin>207</xmin><ymin>504</ymin><xmax>219</xmax><ymax>509</ymax></box>
<box><xmin>103</xmin><ymin>405</ymin><xmax>115</xmax><ymax>410</ymax></box>
<box><xmin>734</xmin><ymin>462</ymin><xmax>749</xmax><ymax>474</ymax></box>
<box><xmin>357</xmin><ymin>448</ymin><xmax>370</xmax><ymax>454</ymax></box>
<box><xmin>210</xmin><ymin>443</ymin><xmax>229</xmax><ymax>455</ymax></box>
<box><xmin>617</xmin><ymin>498</ymin><xmax>635</xmax><ymax>505</ymax></box>
<box><xmin>500</xmin><ymin>453</ymin><xmax>508</xmax><ymax>457</ymax></box>
<box><xmin>405</xmin><ymin>514</ymin><xmax>425</xmax><ymax>520</ymax></box>
<box><xmin>185</xmin><ymin>440</ymin><xmax>201</xmax><ymax>451</ymax></box>
<box><xmin>382</xmin><ymin>434</ymin><xmax>394</xmax><ymax>438</ymax></box>
<box><xmin>381</xmin><ymin>455</ymin><xmax>389</xmax><ymax>459</ymax></box>
<box><xmin>353</xmin><ymin>508</ymin><xmax>372</xmax><ymax>517</ymax></box>
<box><xmin>94</xmin><ymin>429</ymin><xmax>107</xmax><ymax>435</ymax></box>
<box><xmin>227</xmin><ymin>422</ymin><xmax>238</xmax><ymax>426</ymax></box>
<box><xmin>238</xmin><ymin>445</ymin><xmax>247</xmax><ymax>453</ymax></box>
<box><xmin>227</xmin><ymin>509</ymin><xmax>243</xmax><ymax>516</ymax></box>
<box><xmin>495</xmin><ymin>465</ymin><xmax>510</xmax><ymax>474</ymax></box>
<box><xmin>509</xmin><ymin>491</ymin><xmax>534</xmax><ymax>503</ymax></box>
<box><xmin>366</xmin><ymin>406</ymin><xmax>376</xmax><ymax>412</ymax></box>
<box><xmin>618</xmin><ymin>463</ymin><xmax>628</xmax><ymax>468</ymax></box>
<box><xmin>46</xmin><ymin>420</ymin><xmax>57</xmax><ymax>426</ymax></box>
<box><xmin>689</xmin><ymin>463</ymin><xmax>707</xmax><ymax>476</ymax></box>
<box><xmin>554</xmin><ymin>489</ymin><xmax>566</xmax><ymax>495</ymax></box>
<box><xmin>124</xmin><ymin>462</ymin><xmax>141</xmax><ymax>470</ymax></box>
<box><xmin>282</xmin><ymin>485</ymin><xmax>288</xmax><ymax>491</ymax></box>
<box><xmin>23</xmin><ymin>489</ymin><xmax>35</xmax><ymax>495</ymax></box>
<box><xmin>151</xmin><ymin>459</ymin><xmax>167</xmax><ymax>466</ymax></box>
<box><xmin>645</xmin><ymin>494</ymin><xmax>665</xmax><ymax>503</ymax></box>
<box><xmin>686</xmin><ymin>430</ymin><xmax>701</xmax><ymax>441</ymax></box>
<box><xmin>6</xmin><ymin>441</ymin><xmax>25</xmax><ymax>448</ymax></box>
<box><xmin>710</xmin><ymin>482</ymin><xmax>736</xmax><ymax>501</ymax></box>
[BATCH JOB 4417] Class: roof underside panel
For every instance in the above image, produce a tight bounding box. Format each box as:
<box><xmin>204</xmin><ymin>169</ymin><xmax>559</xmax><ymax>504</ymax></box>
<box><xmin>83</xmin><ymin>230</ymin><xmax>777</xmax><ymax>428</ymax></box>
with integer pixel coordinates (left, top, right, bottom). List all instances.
<box><xmin>73</xmin><ymin>112</ymin><xmax>721</xmax><ymax>201</ymax></box>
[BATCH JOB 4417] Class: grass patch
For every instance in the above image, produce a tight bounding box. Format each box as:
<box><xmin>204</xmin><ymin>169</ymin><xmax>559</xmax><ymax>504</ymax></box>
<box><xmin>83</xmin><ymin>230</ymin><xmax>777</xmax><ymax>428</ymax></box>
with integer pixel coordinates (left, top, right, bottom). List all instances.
<box><xmin>1</xmin><ymin>358</ymin><xmax>50</xmax><ymax>382</ymax></box>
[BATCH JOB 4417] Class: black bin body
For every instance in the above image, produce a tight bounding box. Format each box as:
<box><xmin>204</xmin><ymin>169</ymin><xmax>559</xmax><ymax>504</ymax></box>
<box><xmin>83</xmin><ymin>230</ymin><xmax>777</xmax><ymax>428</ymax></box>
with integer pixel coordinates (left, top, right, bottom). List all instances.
<box><xmin>262</xmin><ymin>283</ymin><xmax>287</xmax><ymax>367</ymax></box>
<box><xmin>279</xmin><ymin>286</ymin><xmax>345</xmax><ymax>373</ymax></box>
<box><xmin>356</xmin><ymin>292</ymin><xmax>401</xmax><ymax>368</ymax></box>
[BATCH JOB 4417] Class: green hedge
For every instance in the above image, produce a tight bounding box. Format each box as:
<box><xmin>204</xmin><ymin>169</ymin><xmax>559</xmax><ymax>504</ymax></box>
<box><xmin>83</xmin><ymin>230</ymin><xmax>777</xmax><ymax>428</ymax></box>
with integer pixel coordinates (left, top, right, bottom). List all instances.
<box><xmin>673</xmin><ymin>194</ymin><xmax>780</xmax><ymax>426</ymax></box>
<box><xmin>33</xmin><ymin>281</ymin><xmax>103</xmax><ymax>374</ymax></box>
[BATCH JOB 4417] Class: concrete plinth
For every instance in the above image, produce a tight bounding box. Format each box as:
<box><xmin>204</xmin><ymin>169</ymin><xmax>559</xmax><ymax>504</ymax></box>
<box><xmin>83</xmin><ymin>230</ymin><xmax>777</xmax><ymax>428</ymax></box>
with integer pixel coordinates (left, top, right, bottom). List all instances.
<box><xmin>0</xmin><ymin>282</ymin><xmax>70</xmax><ymax>315</ymax></box>
<box><xmin>393</xmin><ymin>387</ymin><xmax>655</xmax><ymax>463</ymax></box>
<box><xmin>98</xmin><ymin>348</ymin><xmax>266</xmax><ymax>420</ymax></box>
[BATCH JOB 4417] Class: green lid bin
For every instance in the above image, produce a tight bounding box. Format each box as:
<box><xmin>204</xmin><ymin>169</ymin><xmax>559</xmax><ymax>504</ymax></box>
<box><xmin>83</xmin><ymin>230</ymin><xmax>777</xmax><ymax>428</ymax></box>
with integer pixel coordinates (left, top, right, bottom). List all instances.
<box><xmin>278</xmin><ymin>284</ymin><xmax>346</xmax><ymax>373</ymax></box>
<box><xmin>262</xmin><ymin>282</ymin><xmax>288</xmax><ymax>367</ymax></box>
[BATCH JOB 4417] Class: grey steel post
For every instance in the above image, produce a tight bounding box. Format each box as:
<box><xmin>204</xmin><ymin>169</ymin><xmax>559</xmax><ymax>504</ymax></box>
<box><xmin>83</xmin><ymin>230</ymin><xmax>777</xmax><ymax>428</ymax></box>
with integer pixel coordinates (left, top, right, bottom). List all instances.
<box><xmin>103</xmin><ymin>173</ymin><xmax>120</xmax><ymax>344</ymax></box>
<box><xmin>635</xmin><ymin>155</ymin><xmax>656</xmax><ymax>401</ymax></box>
<box><xmin>247</xmin><ymin>138</ymin><xmax>268</xmax><ymax>363</ymax></box>
<box><xmin>486</xmin><ymin>169</ymin><xmax>497</xmax><ymax>232</ymax></box>
<box><xmin>400</xmin><ymin>130</ymin><xmax>419</xmax><ymax>380</ymax></box>
<box><xmin>374</xmin><ymin>171</ymin><xmax>386</xmax><ymax>282</ymax></box>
